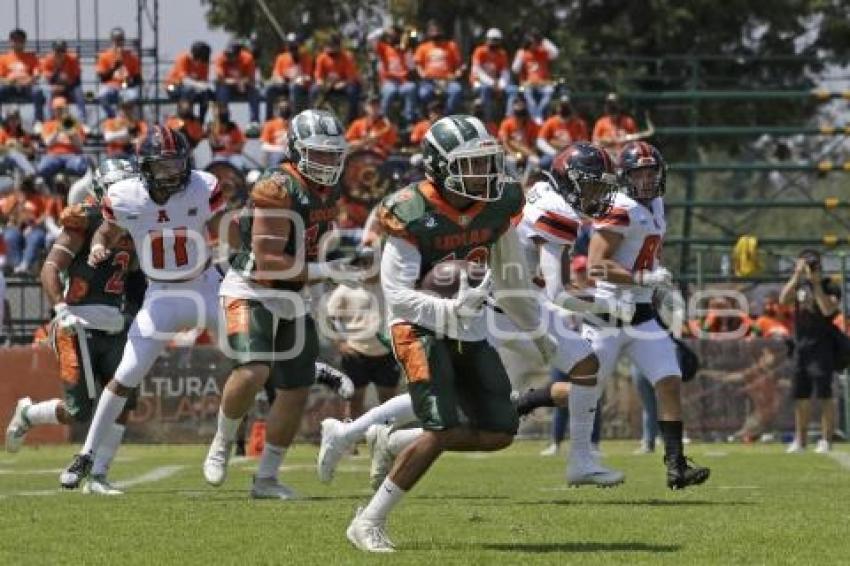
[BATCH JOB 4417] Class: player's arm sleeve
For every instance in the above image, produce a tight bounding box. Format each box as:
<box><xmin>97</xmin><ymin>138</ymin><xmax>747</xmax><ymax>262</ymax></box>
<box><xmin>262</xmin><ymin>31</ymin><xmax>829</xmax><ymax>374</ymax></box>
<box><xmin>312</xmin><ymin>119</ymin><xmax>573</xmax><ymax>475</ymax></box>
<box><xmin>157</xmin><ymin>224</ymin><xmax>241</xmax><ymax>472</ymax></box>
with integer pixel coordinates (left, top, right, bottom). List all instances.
<box><xmin>538</xmin><ymin>240</ymin><xmax>566</xmax><ymax>301</ymax></box>
<box><xmin>381</xmin><ymin>236</ymin><xmax>455</xmax><ymax>329</ymax></box>
<box><xmin>490</xmin><ymin>227</ymin><xmax>542</xmax><ymax>332</ymax></box>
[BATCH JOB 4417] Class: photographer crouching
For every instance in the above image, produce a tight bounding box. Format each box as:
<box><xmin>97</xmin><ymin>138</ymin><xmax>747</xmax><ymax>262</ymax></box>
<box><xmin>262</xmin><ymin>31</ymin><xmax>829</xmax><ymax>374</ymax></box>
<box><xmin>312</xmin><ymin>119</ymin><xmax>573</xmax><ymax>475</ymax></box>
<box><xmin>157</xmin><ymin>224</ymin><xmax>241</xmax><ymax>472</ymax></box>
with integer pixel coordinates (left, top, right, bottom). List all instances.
<box><xmin>779</xmin><ymin>249</ymin><xmax>840</xmax><ymax>453</ymax></box>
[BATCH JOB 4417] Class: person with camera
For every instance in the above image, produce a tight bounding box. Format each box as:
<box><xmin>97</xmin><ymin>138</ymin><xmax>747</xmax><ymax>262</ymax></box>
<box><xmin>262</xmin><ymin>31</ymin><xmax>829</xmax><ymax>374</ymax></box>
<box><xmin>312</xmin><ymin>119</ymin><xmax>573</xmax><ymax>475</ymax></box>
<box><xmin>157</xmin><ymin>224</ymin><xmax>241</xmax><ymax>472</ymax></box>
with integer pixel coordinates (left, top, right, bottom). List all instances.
<box><xmin>0</xmin><ymin>29</ymin><xmax>46</xmax><ymax>125</ymax></box>
<box><xmin>95</xmin><ymin>28</ymin><xmax>141</xmax><ymax>119</ymax></box>
<box><xmin>166</xmin><ymin>41</ymin><xmax>214</xmax><ymax>122</ymax></box>
<box><xmin>779</xmin><ymin>249</ymin><xmax>840</xmax><ymax>454</ymax></box>
<box><xmin>35</xmin><ymin>97</ymin><xmax>89</xmax><ymax>186</ymax></box>
<box><xmin>39</xmin><ymin>41</ymin><xmax>86</xmax><ymax>123</ymax></box>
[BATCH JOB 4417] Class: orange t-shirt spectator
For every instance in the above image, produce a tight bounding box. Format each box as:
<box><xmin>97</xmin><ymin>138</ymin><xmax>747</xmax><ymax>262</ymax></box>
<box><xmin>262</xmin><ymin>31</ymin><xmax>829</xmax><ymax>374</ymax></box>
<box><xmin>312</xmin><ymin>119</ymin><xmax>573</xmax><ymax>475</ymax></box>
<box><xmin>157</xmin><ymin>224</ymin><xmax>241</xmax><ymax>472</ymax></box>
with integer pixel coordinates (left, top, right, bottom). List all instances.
<box><xmin>0</xmin><ymin>29</ymin><xmax>44</xmax><ymax>122</ymax></box>
<box><xmin>375</xmin><ymin>40</ymin><xmax>409</xmax><ymax>84</ymax></box>
<box><xmin>167</xmin><ymin>50</ymin><xmax>210</xmax><ymax>88</ymax></box>
<box><xmin>40</xmin><ymin>105</ymin><xmax>86</xmax><ymax>156</ymax></box>
<box><xmin>96</xmin><ymin>47</ymin><xmax>141</xmax><ymax>89</ymax></box>
<box><xmin>470</xmin><ymin>33</ymin><xmax>509</xmax><ymax>89</ymax></box>
<box><xmin>214</xmin><ymin>47</ymin><xmax>256</xmax><ymax>84</ymax></box>
<box><xmin>207</xmin><ymin>115</ymin><xmax>246</xmax><ymax>158</ymax></box>
<box><xmin>40</xmin><ymin>49</ymin><xmax>81</xmax><ymax>86</ymax></box>
<box><xmin>102</xmin><ymin>104</ymin><xmax>147</xmax><ymax>157</ymax></box>
<box><xmin>592</xmin><ymin>93</ymin><xmax>638</xmax><ymax>153</ymax></box>
<box><xmin>166</xmin><ymin>99</ymin><xmax>204</xmax><ymax>148</ymax></box>
<box><xmin>499</xmin><ymin>113</ymin><xmax>540</xmax><ymax>154</ymax></box>
<box><xmin>511</xmin><ymin>33</ymin><xmax>558</xmax><ymax>86</ymax></box>
<box><xmin>414</xmin><ymin>38</ymin><xmax>462</xmax><ymax>80</ymax></box>
<box><xmin>272</xmin><ymin>47</ymin><xmax>313</xmax><ymax>85</ymax></box>
<box><xmin>345</xmin><ymin>101</ymin><xmax>399</xmax><ymax>157</ymax></box>
<box><xmin>260</xmin><ymin>99</ymin><xmax>290</xmax><ymax>167</ymax></box>
<box><xmin>0</xmin><ymin>45</ymin><xmax>39</xmax><ymax>85</ymax></box>
<box><xmin>313</xmin><ymin>46</ymin><xmax>359</xmax><ymax>85</ymax></box>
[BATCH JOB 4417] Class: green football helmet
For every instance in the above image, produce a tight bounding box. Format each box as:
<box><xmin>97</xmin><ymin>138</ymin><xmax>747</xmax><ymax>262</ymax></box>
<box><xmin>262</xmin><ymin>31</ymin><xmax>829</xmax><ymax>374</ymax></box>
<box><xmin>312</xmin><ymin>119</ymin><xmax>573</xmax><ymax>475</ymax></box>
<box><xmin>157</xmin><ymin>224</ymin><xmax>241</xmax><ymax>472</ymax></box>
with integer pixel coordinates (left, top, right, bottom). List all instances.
<box><xmin>422</xmin><ymin>114</ymin><xmax>505</xmax><ymax>201</ymax></box>
<box><xmin>284</xmin><ymin>108</ymin><xmax>349</xmax><ymax>186</ymax></box>
<box><xmin>92</xmin><ymin>158</ymin><xmax>137</xmax><ymax>203</ymax></box>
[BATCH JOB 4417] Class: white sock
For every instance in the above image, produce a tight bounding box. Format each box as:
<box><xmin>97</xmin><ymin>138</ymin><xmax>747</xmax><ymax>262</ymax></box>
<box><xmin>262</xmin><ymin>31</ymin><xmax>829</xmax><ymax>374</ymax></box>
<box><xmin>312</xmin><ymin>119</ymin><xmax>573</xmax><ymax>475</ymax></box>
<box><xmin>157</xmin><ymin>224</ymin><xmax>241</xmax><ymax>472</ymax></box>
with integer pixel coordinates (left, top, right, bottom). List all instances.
<box><xmin>92</xmin><ymin>423</ymin><xmax>125</xmax><ymax>476</ymax></box>
<box><xmin>362</xmin><ymin>478</ymin><xmax>406</xmax><ymax>522</ymax></box>
<box><xmin>568</xmin><ymin>384</ymin><xmax>599</xmax><ymax>458</ymax></box>
<box><xmin>23</xmin><ymin>399</ymin><xmax>61</xmax><ymax>426</ymax></box>
<box><xmin>256</xmin><ymin>443</ymin><xmax>286</xmax><ymax>479</ymax></box>
<box><xmin>81</xmin><ymin>389</ymin><xmax>128</xmax><ymax>455</ymax></box>
<box><xmin>217</xmin><ymin>408</ymin><xmax>242</xmax><ymax>442</ymax></box>
<box><xmin>342</xmin><ymin>394</ymin><xmax>416</xmax><ymax>443</ymax></box>
<box><xmin>387</xmin><ymin>428</ymin><xmax>422</xmax><ymax>456</ymax></box>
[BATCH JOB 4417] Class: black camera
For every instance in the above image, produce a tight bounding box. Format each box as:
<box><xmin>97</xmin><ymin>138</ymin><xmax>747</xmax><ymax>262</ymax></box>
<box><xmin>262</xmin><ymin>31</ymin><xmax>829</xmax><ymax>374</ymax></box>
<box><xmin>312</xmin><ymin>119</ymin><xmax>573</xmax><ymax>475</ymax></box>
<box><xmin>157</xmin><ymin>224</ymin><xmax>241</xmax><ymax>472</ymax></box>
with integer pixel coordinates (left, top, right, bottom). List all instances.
<box><xmin>799</xmin><ymin>249</ymin><xmax>821</xmax><ymax>272</ymax></box>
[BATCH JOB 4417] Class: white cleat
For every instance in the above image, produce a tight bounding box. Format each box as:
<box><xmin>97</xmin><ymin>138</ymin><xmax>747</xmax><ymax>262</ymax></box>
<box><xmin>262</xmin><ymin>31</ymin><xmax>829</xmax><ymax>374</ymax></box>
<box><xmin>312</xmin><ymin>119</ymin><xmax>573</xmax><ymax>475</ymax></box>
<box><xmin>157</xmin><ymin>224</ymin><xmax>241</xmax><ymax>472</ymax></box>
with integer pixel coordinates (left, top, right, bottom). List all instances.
<box><xmin>346</xmin><ymin>506</ymin><xmax>395</xmax><ymax>553</ymax></box>
<box><xmin>366</xmin><ymin>425</ymin><xmax>394</xmax><ymax>491</ymax></box>
<box><xmin>317</xmin><ymin>418</ymin><xmax>351</xmax><ymax>484</ymax></box>
<box><xmin>814</xmin><ymin>439</ymin><xmax>831</xmax><ymax>454</ymax></box>
<box><xmin>203</xmin><ymin>434</ymin><xmax>233</xmax><ymax>487</ymax></box>
<box><xmin>539</xmin><ymin>443</ymin><xmax>560</xmax><ymax>457</ymax></box>
<box><xmin>785</xmin><ymin>441</ymin><xmax>805</xmax><ymax>454</ymax></box>
<box><xmin>82</xmin><ymin>475</ymin><xmax>124</xmax><ymax>496</ymax></box>
<box><xmin>5</xmin><ymin>397</ymin><xmax>32</xmax><ymax>453</ymax></box>
<box><xmin>567</xmin><ymin>457</ymin><xmax>625</xmax><ymax>488</ymax></box>
<box><xmin>250</xmin><ymin>476</ymin><xmax>299</xmax><ymax>500</ymax></box>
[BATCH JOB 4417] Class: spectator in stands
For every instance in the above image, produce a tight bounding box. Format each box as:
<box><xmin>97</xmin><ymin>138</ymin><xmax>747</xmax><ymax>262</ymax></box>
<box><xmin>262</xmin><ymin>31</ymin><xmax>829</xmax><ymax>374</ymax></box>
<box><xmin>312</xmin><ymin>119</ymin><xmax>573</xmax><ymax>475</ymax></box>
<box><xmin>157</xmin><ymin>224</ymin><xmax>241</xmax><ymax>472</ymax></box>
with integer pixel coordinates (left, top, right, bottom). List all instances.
<box><xmin>214</xmin><ymin>41</ymin><xmax>261</xmax><ymax>134</ymax></box>
<box><xmin>511</xmin><ymin>29</ymin><xmax>558</xmax><ymax>124</ymax></box>
<box><xmin>409</xmin><ymin>98</ymin><xmax>445</xmax><ymax>146</ymax></box>
<box><xmin>101</xmin><ymin>101</ymin><xmax>147</xmax><ymax>158</ymax></box>
<box><xmin>471</xmin><ymin>97</ymin><xmax>499</xmax><ymax>137</ymax></box>
<box><xmin>0</xmin><ymin>110</ymin><xmax>36</xmax><ymax>176</ymax></box>
<box><xmin>0</xmin><ymin>176</ymin><xmax>48</xmax><ymax>275</ymax></box>
<box><xmin>471</xmin><ymin>28</ymin><xmax>511</xmax><ymax>123</ymax></box>
<box><xmin>40</xmin><ymin>41</ymin><xmax>85</xmax><ymax>121</ymax></box>
<box><xmin>260</xmin><ymin>98</ymin><xmax>291</xmax><ymax>167</ymax></box>
<box><xmin>345</xmin><ymin>95</ymin><xmax>399</xmax><ymax>157</ymax></box>
<box><xmin>499</xmin><ymin>96</ymin><xmax>540</xmax><ymax>180</ymax></box>
<box><xmin>592</xmin><ymin>92</ymin><xmax>638</xmax><ymax>155</ymax></box>
<box><xmin>166</xmin><ymin>41</ymin><xmax>214</xmax><ymax>122</ymax></box>
<box><xmin>779</xmin><ymin>249</ymin><xmax>840</xmax><ymax>454</ymax></box>
<box><xmin>311</xmin><ymin>33</ymin><xmax>361</xmax><ymax>125</ymax></box>
<box><xmin>414</xmin><ymin>21</ymin><xmax>464</xmax><ymax>115</ymax></box>
<box><xmin>166</xmin><ymin>98</ymin><xmax>204</xmax><ymax>149</ymax></box>
<box><xmin>96</xmin><ymin>27</ymin><xmax>142</xmax><ymax>119</ymax></box>
<box><xmin>372</xmin><ymin>26</ymin><xmax>417</xmax><ymax>124</ymax></box>
<box><xmin>537</xmin><ymin>94</ymin><xmax>590</xmax><ymax>169</ymax></box>
<box><xmin>694</xmin><ymin>295</ymin><xmax>754</xmax><ymax>339</ymax></box>
<box><xmin>0</xmin><ymin>29</ymin><xmax>45</xmax><ymax>124</ymax></box>
<box><xmin>752</xmin><ymin>291</ymin><xmax>792</xmax><ymax>339</ymax></box>
<box><xmin>36</xmin><ymin>97</ymin><xmax>89</xmax><ymax>185</ymax></box>
<box><xmin>265</xmin><ymin>33</ymin><xmax>313</xmax><ymax>119</ymax></box>
<box><xmin>206</xmin><ymin>104</ymin><xmax>247</xmax><ymax>171</ymax></box>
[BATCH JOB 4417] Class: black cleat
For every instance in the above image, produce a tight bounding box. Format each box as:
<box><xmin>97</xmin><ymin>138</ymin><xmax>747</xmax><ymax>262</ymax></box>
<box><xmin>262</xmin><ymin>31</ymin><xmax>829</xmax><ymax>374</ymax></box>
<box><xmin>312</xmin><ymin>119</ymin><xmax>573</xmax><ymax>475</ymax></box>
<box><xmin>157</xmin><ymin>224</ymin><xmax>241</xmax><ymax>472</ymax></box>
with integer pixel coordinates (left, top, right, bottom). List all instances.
<box><xmin>60</xmin><ymin>453</ymin><xmax>93</xmax><ymax>489</ymax></box>
<box><xmin>315</xmin><ymin>362</ymin><xmax>355</xmax><ymax>400</ymax></box>
<box><xmin>665</xmin><ymin>455</ymin><xmax>710</xmax><ymax>490</ymax></box>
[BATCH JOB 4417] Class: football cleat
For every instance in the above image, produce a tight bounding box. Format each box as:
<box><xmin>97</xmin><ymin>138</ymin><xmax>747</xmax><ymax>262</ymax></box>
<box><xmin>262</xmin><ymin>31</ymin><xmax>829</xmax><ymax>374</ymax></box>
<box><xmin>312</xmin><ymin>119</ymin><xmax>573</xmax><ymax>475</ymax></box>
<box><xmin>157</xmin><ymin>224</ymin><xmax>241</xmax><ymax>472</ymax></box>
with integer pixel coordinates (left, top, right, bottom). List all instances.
<box><xmin>785</xmin><ymin>441</ymin><xmax>805</xmax><ymax>454</ymax></box>
<box><xmin>814</xmin><ymin>439</ymin><xmax>831</xmax><ymax>454</ymax></box>
<box><xmin>567</xmin><ymin>456</ymin><xmax>625</xmax><ymax>488</ymax></box>
<box><xmin>317</xmin><ymin>418</ymin><xmax>352</xmax><ymax>484</ymax></box>
<box><xmin>366</xmin><ymin>425</ymin><xmax>394</xmax><ymax>492</ymax></box>
<box><xmin>60</xmin><ymin>453</ymin><xmax>93</xmax><ymax>489</ymax></box>
<box><xmin>250</xmin><ymin>475</ymin><xmax>299</xmax><ymax>500</ymax></box>
<box><xmin>82</xmin><ymin>475</ymin><xmax>123</xmax><ymax>496</ymax></box>
<box><xmin>203</xmin><ymin>434</ymin><xmax>234</xmax><ymax>487</ymax></box>
<box><xmin>5</xmin><ymin>397</ymin><xmax>32</xmax><ymax>453</ymax></box>
<box><xmin>315</xmin><ymin>363</ymin><xmax>355</xmax><ymax>400</ymax></box>
<box><xmin>665</xmin><ymin>455</ymin><xmax>711</xmax><ymax>490</ymax></box>
<box><xmin>539</xmin><ymin>443</ymin><xmax>560</xmax><ymax>457</ymax></box>
<box><xmin>346</xmin><ymin>507</ymin><xmax>395</xmax><ymax>553</ymax></box>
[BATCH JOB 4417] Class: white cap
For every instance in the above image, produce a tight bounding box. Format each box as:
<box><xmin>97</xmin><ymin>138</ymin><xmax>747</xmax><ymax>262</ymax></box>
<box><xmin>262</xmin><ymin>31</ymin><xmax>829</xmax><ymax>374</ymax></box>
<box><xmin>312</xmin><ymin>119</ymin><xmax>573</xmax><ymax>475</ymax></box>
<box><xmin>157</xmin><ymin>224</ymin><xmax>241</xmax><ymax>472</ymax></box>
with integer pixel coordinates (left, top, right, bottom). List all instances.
<box><xmin>485</xmin><ymin>28</ymin><xmax>502</xmax><ymax>40</ymax></box>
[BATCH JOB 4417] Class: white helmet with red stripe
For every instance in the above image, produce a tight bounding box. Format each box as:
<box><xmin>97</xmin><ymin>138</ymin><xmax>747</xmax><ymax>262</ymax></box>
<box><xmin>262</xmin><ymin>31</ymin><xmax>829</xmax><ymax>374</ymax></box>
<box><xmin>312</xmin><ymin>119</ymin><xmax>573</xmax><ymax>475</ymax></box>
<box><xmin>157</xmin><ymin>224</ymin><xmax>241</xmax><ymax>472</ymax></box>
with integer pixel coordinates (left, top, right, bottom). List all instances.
<box><xmin>137</xmin><ymin>124</ymin><xmax>192</xmax><ymax>204</ymax></box>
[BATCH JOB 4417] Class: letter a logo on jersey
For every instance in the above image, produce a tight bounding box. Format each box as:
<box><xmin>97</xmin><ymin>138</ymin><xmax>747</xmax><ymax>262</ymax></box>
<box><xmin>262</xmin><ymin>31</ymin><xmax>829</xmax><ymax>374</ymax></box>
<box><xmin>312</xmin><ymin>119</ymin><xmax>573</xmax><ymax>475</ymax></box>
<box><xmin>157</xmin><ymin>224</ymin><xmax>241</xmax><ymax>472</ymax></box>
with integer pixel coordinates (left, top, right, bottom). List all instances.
<box><xmin>157</xmin><ymin>209</ymin><xmax>170</xmax><ymax>223</ymax></box>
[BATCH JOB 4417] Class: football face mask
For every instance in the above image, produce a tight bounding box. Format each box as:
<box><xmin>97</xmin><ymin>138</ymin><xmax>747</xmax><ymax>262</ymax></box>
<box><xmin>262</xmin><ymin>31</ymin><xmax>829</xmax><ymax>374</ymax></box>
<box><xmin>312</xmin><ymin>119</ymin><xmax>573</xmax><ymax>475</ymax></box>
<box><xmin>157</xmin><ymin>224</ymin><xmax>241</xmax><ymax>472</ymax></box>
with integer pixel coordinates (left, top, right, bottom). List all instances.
<box><xmin>444</xmin><ymin>140</ymin><xmax>505</xmax><ymax>202</ymax></box>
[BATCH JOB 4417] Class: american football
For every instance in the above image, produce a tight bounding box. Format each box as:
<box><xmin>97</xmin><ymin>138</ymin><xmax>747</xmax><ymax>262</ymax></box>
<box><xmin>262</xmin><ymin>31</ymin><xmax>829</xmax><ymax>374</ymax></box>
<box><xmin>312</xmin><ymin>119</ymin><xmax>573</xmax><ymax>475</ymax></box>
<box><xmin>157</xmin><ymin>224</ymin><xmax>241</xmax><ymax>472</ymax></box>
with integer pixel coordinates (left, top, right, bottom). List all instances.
<box><xmin>418</xmin><ymin>259</ymin><xmax>488</xmax><ymax>298</ymax></box>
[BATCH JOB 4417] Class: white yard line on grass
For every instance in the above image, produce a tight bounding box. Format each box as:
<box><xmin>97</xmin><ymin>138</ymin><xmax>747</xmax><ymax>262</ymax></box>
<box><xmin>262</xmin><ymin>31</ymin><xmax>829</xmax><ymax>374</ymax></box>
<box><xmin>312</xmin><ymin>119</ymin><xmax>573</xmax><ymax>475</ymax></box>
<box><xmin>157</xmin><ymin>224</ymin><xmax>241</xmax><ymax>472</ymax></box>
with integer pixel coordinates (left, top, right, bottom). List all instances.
<box><xmin>827</xmin><ymin>451</ymin><xmax>850</xmax><ymax>471</ymax></box>
<box><xmin>4</xmin><ymin>465</ymin><xmax>185</xmax><ymax>497</ymax></box>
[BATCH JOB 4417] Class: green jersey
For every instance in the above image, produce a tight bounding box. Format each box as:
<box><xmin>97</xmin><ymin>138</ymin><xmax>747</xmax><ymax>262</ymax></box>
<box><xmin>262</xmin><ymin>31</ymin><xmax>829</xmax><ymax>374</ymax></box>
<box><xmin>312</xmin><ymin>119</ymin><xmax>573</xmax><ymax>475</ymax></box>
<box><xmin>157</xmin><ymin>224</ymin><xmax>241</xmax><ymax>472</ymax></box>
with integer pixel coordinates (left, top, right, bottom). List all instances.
<box><xmin>377</xmin><ymin>179</ymin><xmax>524</xmax><ymax>281</ymax></box>
<box><xmin>59</xmin><ymin>204</ymin><xmax>135</xmax><ymax>309</ymax></box>
<box><xmin>229</xmin><ymin>164</ymin><xmax>341</xmax><ymax>291</ymax></box>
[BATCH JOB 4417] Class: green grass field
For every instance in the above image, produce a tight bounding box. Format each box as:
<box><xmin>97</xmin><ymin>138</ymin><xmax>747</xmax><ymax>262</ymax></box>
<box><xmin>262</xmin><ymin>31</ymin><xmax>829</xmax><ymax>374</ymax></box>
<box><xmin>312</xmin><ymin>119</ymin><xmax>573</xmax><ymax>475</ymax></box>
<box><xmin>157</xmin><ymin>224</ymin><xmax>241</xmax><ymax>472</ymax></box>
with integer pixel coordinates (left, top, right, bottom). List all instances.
<box><xmin>1</xmin><ymin>441</ymin><xmax>848</xmax><ymax>565</ymax></box>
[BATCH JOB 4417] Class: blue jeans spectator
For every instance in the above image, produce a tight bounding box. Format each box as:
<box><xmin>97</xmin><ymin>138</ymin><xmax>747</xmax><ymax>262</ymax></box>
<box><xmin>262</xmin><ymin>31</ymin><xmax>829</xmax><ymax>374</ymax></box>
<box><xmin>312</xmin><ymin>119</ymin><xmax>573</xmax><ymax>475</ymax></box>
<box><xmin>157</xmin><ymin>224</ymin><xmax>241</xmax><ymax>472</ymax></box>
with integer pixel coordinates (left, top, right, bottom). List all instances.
<box><xmin>264</xmin><ymin>82</ymin><xmax>310</xmax><ymax>119</ymax></box>
<box><xmin>0</xmin><ymin>85</ymin><xmax>45</xmax><ymax>122</ymax></box>
<box><xmin>216</xmin><ymin>82</ymin><xmax>261</xmax><ymax>123</ymax></box>
<box><xmin>168</xmin><ymin>83</ymin><xmax>214</xmax><ymax>122</ymax></box>
<box><xmin>418</xmin><ymin>79</ymin><xmax>463</xmax><ymax>115</ymax></box>
<box><xmin>97</xmin><ymin>84</ymin><xmax>140</xmax><ymax>119</ymax></box>
<box><xmin>37</xmin><ymin>154</ymin><xmax>90</xmax><ymax>184</ymax></box>
<box><xmin>42</xmin><ymin>84</ymin><xmax>86</xmax><ymax>121</ymax></box>
<box><xmin>0</xmin><ymin>150</ymin><xmax>36</xmax><ymax>176</ymax></box>
<box><xmin>522</xmin><ymin>83</ymin><xmax>555</xmax><ymax>123</ymax></box>
<box><xmin>380</xmin><ymin>80</ymin><xmax>417</xmax><ymax>123</ymax></box>
<box><xmin>309</xmin><ymin>81</ymin><xmax>362</xmax><ymax>124</ymax></box>
<box><xmin>474</xmin><ymin>84</ymin><xmax>516</xmax><ymax>123</ymax></box>
<box><xmin>4</xmin><ymin>224</ymin><xmax>46</xmax><ymax>271</ymax></box>
<box><xmin>631</xmin><ymin>364</ymin><xmax>658</xmax><ymax>450</ymax></box>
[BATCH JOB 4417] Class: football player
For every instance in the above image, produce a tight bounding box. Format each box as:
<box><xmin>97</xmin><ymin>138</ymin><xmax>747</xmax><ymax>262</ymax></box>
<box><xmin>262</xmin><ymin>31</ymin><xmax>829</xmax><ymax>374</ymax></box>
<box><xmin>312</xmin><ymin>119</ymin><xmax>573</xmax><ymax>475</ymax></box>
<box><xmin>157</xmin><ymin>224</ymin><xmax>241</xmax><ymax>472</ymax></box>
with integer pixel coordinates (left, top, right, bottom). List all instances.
<box><xmin>345</xmin><ymin>115</ymin><xmax>560</xmax><ymax>552</ymax></box>
<box><xmin>59</xmin><ymin>126</ymin><xmax>228</xmax><ymax>488</ymax></box>
<box><xmin>319</xmin><ymin>143</ymin><xmax>631</xmax><ymax>491</ymax></box>
<box><xmin>585</xmin><ymin>140</ymin><xmax>710</xmax><ymax>489</ymax></box>
<box><xmin>202</xmin><ymin>109</ymin><xmax>367</xmax><ymax>499</ymax></box>
<box><xmin>5</xmin><ymin>159</ymin><xmax>143</xmax><ymax>495</ymax></box>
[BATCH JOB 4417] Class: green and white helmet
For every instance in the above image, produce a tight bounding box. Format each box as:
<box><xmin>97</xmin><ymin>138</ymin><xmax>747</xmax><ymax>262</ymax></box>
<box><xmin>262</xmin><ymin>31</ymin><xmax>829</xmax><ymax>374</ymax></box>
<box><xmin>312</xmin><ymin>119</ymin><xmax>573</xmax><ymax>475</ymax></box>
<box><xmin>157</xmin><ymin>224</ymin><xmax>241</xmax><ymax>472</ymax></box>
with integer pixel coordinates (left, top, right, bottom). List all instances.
<box><xmin>284</xmin><ymin>108</ymin><xmax>349</xmax><ymax>186</ymax></box>
<box><xmin>422</xmin><ymin>114</ymin><xmax>505</xmax><ymax>201</ymax></box>
<box><xmin>93</xmin><ymin>158</ymin><xmax>137</xmax><ymax>202</ymax></box>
